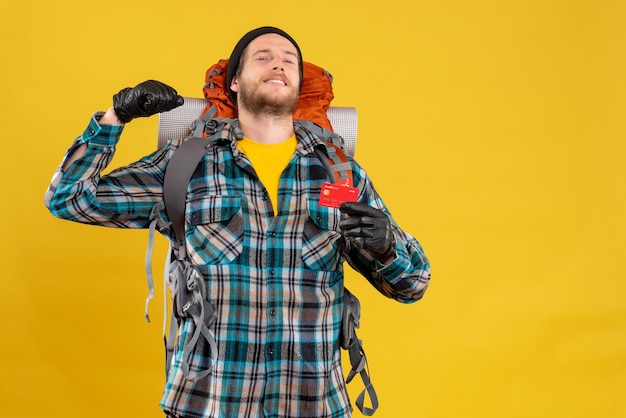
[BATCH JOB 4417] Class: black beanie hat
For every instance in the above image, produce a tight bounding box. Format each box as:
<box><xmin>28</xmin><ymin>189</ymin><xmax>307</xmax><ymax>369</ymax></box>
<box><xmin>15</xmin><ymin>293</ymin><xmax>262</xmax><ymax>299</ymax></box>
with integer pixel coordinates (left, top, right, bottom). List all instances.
<box><xmin>226</xmin><ymin>26</ymin><xmax>303</xmax><ymax>103</ymax></box>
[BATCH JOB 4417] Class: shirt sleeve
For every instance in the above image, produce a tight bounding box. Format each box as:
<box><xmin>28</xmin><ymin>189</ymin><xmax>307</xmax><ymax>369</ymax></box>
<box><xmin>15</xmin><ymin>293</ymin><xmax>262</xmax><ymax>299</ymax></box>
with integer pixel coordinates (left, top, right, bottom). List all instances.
<box><xmin>341</xmin><ymin>162</ymin><xmax>431</xmax><ymax>304</ymax></box>
<box><xmin>44</xmin><ymin>112</ymin><xmax>174</xmax><ymax>229</ymax></box>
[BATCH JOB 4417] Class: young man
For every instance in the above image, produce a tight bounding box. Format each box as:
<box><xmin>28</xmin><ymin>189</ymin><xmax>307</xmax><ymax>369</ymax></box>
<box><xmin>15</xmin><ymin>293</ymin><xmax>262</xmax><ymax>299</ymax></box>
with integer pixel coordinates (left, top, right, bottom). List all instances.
<box><xmin>45</xmin><ymin>26</ymin><xmax>430</xmax><ymax>418</ymax></box>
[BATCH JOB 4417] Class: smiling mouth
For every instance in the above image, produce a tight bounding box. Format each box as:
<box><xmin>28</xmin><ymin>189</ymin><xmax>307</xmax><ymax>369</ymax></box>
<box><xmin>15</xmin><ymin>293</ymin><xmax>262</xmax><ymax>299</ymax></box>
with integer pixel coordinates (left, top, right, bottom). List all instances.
<box><xmin>264</xmin><ymin>79</ymin><xmax>287</xmax><ymax>86</ymax></box>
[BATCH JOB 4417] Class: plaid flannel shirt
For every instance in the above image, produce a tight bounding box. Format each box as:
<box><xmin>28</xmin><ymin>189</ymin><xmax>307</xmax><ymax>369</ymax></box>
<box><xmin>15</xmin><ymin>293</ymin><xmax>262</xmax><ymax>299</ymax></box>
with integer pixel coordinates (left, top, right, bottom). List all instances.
<box><xmin>44</xmin><ymin>113</ymin><xmax>430</xmax><ymax>418</ymax></box>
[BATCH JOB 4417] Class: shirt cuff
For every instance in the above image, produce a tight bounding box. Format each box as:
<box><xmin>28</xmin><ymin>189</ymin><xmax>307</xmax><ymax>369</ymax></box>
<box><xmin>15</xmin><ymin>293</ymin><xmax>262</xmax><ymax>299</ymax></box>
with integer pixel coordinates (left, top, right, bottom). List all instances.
<box><xmin>80</xmin><ymin>111</ymin><xmax>124</xmax><ymax>146</ymax></box>
<box><xmin>375</xmin><ymin>238</ymin><xmax>411</xmax><ymax>280</ymax></box>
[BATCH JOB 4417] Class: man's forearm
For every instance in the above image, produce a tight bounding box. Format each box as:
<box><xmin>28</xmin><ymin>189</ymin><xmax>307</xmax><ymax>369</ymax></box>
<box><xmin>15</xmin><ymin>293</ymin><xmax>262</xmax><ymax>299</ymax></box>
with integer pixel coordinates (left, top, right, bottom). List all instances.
<box><xmin>62</xmin><ymin>107</ymin><xmax>122</xmax><ymax>170</ymax></box>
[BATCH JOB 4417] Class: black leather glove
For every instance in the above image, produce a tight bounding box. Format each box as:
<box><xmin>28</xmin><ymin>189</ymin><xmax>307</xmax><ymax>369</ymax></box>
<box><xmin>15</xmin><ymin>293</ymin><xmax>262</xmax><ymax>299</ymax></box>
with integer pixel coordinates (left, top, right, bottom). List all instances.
<box><xmin>113</xmin><ymin>80</ymin><xmax>184</xmax><ymax>123</ymax></box>
<box><xmin>339</xmin><ymin>202</ymin><xmax>396</xmax><ymax>262</ymax></box>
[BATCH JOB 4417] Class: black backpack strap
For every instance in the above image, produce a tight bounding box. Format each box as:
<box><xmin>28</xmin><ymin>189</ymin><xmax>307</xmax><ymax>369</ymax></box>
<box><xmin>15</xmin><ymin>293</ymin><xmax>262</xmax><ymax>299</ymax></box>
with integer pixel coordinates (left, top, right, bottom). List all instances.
<box><xmin>314</xmin><ymin>138</ymin><xmax>380</xmax><ymax>416</ymax></box>
<box><xmin>161</xmin><ymin>133</ymin><xmax>219</xmax><ymax>382</ymax></box>
<box><xmin>163</xmin><ymin>135</ymin><xmax>213</xmax><ymax>250</ymax></box>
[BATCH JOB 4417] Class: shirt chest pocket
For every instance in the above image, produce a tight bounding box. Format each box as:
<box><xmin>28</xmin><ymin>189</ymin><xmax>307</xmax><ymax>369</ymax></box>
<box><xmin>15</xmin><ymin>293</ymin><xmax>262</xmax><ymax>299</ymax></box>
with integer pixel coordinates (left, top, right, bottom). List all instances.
<box><xmin>186</xmin><ymin>194</ymin><xmax>244</xmax><ymax>266</ymax></box>
<box><xmin>301</xmin><ymin>198</ymin><xmax>344</xmax><ymax>273</ymax></box>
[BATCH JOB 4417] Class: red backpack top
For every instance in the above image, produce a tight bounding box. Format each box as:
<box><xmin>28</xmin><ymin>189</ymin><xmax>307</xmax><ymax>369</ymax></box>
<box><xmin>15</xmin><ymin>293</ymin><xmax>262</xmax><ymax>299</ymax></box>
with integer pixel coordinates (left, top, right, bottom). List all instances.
<box><xmin>199</xmin><ymin>59</ymin><xmax>335</xmax><ymax>132</ymax></box>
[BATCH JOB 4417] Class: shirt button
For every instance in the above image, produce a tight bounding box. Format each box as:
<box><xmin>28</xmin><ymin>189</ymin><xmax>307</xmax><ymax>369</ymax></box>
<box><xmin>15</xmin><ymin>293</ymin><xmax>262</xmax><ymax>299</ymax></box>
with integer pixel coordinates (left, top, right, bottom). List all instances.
<box><xmin>269</xmin><ymin>231</ymin><xmax>276</xmax><ymax>238</ymax></box>
<box><xmin>268</xmin><ymin>348</ymin><xmax>274</xmax><ymax>356</ymax></box>
<box><xmin>269</xmin><ymin>270</ymin><xmax>275</xmax><ymax>276</ymax></box>
<box><xmin>269</xmin><ymin>310</ymin><xmax>275</xmax><ymax>316</ymax></box>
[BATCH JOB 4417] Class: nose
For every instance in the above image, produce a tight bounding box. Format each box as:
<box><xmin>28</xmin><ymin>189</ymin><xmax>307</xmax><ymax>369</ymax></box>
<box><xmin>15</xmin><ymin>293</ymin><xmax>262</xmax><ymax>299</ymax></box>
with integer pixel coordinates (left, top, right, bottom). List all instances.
<box><xmin>271</xmin><ymin>57</ymin><xmax>284</xmax><ymax>71</ymax></box>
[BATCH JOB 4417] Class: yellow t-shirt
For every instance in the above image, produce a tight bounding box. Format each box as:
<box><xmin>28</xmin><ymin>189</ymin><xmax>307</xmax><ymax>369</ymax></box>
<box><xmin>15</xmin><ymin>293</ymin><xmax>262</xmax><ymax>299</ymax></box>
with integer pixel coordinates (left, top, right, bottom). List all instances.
<box><xmin>237</xmin><ymin>135</ymin><xmax>297</xmax><ymax>210</ymax></box>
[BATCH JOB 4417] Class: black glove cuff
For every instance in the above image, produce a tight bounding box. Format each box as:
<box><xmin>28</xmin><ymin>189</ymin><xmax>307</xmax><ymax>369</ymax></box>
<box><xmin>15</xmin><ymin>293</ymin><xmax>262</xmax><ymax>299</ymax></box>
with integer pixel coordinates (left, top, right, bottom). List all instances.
<box><xmin>377</xmin><ymin>236</ymin><xmax>397</xmax><ymax>263</ymax></box>
<box><xmin>113</xmin><ymin>88</ymin><xmax>134</xmax><ymax>124</ymax></box>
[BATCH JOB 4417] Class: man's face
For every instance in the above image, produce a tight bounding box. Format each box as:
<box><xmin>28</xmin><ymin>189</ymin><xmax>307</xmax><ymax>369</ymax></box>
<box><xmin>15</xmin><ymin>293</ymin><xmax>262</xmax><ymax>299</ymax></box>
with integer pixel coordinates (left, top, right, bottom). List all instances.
<box><xmin>230</xmin><ymin>33</ymin><xmax>301</xmax><ymax>117</ymax></box>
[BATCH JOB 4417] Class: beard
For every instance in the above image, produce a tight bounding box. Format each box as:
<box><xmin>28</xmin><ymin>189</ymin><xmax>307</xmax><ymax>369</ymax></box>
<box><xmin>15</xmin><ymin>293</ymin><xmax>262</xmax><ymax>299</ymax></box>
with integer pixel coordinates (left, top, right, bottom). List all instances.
<box><xmin>237</xmin><ymin>79</ymin><xmax>299</xmax><ymax>118</ymax></box>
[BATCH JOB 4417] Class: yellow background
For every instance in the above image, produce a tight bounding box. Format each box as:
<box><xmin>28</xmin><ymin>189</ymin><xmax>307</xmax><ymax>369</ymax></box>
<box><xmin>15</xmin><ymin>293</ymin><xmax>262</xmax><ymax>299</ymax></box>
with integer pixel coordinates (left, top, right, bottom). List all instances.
<box><xmin>2</xmin><ymin>0</ymin><xmax>625</xmax><ymax>417</ymax></box>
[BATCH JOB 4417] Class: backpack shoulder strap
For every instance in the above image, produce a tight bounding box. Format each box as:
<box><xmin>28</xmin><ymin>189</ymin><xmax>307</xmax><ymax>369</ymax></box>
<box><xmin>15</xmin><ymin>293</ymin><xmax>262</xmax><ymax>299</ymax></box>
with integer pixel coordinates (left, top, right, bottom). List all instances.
<box><xmin>163</xmin><ymin>135</ymin><xmax>214</xmax><ymax>250</ymax></box>
<box><xmin>297</xmin><ymin>119</ymin><xmax>354</xmax><ymax>186</ymax></box>
<box><xmin>313</xmin><ymin>138</ymin><xmax>379</xmax><ymax>415</ymax></box>
<box><xmin>160</xmin><ymin>130</ymin><xmax>222</xmax><ymax>382</ymax></box>
<box><xmin>143</xmin><ymin>135</ymin><xmax>214</xmax><ymax>324</ymax></box>
<box><xmin>323</xmin><ymin>141</ymin><xmax>353</xmax><ymax>186</ymax></box>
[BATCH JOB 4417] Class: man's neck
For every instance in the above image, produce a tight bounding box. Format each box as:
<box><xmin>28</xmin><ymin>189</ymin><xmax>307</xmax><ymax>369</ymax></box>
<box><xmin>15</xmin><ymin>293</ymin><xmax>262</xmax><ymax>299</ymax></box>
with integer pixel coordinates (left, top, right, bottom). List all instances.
<box><xmin>237</xmin><ymin>108</ymin><xmax>295</xmax><ymax>144</ymax></box>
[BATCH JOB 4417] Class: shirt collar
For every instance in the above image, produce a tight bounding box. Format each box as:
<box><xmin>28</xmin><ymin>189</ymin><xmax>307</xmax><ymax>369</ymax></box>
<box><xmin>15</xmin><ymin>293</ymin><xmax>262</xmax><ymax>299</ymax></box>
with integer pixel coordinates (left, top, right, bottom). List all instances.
<box><xmin>216</xmin><ymin>119</ymin><xmax>329</xmax><ymax>157</ymax></box>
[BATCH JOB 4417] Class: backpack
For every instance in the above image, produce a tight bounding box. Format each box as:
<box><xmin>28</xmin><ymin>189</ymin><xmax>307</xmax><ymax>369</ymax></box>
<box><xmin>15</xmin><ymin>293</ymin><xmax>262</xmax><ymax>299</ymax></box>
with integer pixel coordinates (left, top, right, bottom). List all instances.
<box><xmin>144</xmin><ymin>60</ymin><xmax>378</xmax><ymax>415</ymax></box>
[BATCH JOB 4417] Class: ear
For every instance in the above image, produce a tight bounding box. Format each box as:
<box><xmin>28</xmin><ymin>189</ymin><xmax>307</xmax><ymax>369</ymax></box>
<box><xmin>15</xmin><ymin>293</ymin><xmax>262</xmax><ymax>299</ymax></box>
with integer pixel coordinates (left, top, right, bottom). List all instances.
<box><xmin>230</xmin><ymin>77</ymin><xmax>239</xmax><ymax>93</ymax></box>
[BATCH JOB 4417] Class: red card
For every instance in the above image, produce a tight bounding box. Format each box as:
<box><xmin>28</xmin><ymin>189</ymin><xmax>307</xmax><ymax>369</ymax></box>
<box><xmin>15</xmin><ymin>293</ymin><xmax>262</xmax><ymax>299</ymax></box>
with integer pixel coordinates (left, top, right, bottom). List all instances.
<box><xmin>319</xmin><ymin>182</ymin><xmax>359</xmax><ymax>208</ymax></box>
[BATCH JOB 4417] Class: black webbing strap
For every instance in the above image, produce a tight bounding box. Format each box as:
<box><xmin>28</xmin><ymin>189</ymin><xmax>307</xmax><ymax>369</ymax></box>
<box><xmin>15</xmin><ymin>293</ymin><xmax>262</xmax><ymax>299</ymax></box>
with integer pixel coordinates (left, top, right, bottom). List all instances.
<box><xmin>346</xmin><ymin>338</ymin><xmax>379</xmax><ymax>415</ymax></box>
<box><xmin>162</xmin><ymin>135</ymin><xmax>217</xmax><ymax>382</ymax></box>
<box><xmin>163</xmin><ymin>136</ymin><xmax>213</xmax><ymax>248</ymax></box>
<box><xmin>341</xmin><ymin>288</ymin><xmax>379</xmax><ymax>416</ymax></box>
